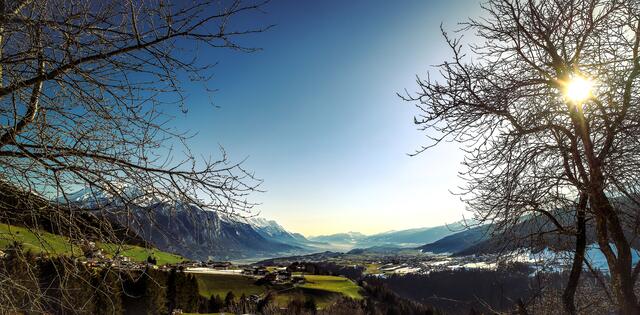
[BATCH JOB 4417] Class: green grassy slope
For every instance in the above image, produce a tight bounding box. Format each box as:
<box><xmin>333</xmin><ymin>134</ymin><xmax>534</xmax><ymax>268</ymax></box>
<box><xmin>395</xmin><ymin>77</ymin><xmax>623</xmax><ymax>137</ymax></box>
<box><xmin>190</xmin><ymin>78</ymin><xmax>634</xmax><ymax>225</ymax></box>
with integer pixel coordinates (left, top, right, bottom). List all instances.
<box><xmin>299</xmin><ymin>275</ymin><xmax>363</xmax><ymax>299</ymax></box>
<box><xmin>275</xmin><ymin>275</ymin><xmax>363</xmax><ymax>308</ymax></box>
<box><xmin>0</xmin><ymin>223</ymin><xmax>184</xmax><ymax>265</ymax></box>
<box><xmin>97</xmin><ymin>243</ymin><xmax>184</xmax><ymax>265</ymax></box>
<box><xmin>0</xmin><ymin>223</ymin><xmax>82</xmax><ymax>256</ymax></box>
<box><xmin>193</xmin><ymin>273</ymin><xmax>363</xmax><ymax>310</ymax></box>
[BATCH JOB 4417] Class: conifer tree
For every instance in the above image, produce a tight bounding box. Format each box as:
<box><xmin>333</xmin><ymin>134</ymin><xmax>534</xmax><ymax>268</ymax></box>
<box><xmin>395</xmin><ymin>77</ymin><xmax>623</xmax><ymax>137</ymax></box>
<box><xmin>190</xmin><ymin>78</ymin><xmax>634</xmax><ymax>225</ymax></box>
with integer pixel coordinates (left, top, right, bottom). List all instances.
<box><xmin>224</xmin><ymin>291</ymin><xmax>236</xmax><ymax>309</ymax></box>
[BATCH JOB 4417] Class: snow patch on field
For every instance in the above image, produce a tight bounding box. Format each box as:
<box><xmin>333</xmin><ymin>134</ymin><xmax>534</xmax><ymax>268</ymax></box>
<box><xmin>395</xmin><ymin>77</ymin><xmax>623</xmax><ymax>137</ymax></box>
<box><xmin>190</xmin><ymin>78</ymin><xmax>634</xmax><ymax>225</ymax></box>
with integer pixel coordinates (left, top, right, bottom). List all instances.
<box><xmin>393</xmin><ymin>267</ymin><xmax>422</xmax><ymax>274</ymax></box>
<box><xmin>184</xmin><ymin>268</ymin><xmax>244</xmax><ymax>275</ymax></box>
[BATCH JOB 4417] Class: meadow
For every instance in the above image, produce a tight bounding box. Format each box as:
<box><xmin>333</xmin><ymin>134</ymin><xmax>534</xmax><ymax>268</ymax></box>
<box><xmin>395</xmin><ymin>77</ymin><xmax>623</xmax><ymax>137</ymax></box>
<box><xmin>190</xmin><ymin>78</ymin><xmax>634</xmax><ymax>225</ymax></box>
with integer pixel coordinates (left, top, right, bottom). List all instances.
<box><xmin>195</xmin><ymin>273</ymin><xmax>267</xmax><ymax>298</ymax></box>
<box><xmin>0</xmin><ymin>223</ymin><xmax>184</xmax><ymax>265</ymax></box>
<box><xmin>193</xmin><ymin>272</ymin><xmax>363</xmax><ymax>309</ymax></box>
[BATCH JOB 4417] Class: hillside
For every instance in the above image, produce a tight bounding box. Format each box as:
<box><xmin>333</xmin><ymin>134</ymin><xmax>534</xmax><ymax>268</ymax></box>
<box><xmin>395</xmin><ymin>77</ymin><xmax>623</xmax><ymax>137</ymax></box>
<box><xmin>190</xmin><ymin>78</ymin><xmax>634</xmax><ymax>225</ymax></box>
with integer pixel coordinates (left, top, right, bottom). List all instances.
<box><xmin>418</xmin><ymin>210</ymin><xmax>640</xmax><ymax>256</ymax></box>
<box><xmin>122</xmin><ymin>203</ymin><xmax>302</xmax><ymax>261</ymax></box>
<box><xmin>0</xmin><ymin>223</ymin><xmax>184</xmax><ymax>265</ymax></box>
<box><xmin>63</xmin><ymin>187</ymin><xmax>325</xmax><ymax>261</ymax></box>
<box><xmin>0</xmin><ymin>180</ymin><xmax>145</xmax><ymax>247</ymax></box>
<box><xmin>417</xmin><ymin>225</ymin><xmax>491</xmax><ymax>255</ymax></box>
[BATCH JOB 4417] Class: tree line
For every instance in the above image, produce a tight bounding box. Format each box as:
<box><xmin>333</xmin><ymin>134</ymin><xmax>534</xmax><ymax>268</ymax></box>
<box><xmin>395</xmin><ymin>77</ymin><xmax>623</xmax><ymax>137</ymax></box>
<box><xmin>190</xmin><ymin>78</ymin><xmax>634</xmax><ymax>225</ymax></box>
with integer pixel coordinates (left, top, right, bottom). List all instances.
<box><xmin>0</xmin><ymin>245</ymin><xmax>203</xmax><ymax>314</ymax></box>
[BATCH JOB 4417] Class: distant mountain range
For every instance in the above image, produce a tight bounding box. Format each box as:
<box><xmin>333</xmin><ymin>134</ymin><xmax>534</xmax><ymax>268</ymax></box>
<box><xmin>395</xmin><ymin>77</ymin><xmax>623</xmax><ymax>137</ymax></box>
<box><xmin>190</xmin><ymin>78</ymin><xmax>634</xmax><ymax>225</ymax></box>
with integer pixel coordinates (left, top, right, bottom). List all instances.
<box><xmin>307</xmin><ymin>232</ymin><xmax>366</xmax><ymax>249</ymax></box>
<box><xmin>308</xmin><ymin>221</ymin><xmax>467</xmax><ymax>250</ymax></box>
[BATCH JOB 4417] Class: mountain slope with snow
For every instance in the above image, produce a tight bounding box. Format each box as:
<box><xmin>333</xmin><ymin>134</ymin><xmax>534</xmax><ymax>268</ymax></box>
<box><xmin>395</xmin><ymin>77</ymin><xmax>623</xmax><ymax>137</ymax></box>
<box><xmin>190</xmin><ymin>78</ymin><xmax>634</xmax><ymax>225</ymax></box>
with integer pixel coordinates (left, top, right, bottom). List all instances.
<box><xmin>358</xmin><ymin>221</ymin><xmax>467</xmax><ymax>248</ymax></box>
<box><xmin>62</xmin><ymin>187</ymin><xmax>318</xmax><ymax>260</ymax></box>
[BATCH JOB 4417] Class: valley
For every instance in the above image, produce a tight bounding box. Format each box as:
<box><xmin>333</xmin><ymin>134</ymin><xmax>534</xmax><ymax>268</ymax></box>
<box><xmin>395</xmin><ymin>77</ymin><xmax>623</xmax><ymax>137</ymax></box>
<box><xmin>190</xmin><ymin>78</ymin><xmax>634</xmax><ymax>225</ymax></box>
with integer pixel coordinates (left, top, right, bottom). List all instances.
<box><xmin>0</xmin><ymin>218</ymin><xmax>529</xmax><ymax>313</ymax></box>
<box><xmin>0</xmin><ymin>209</ymin><xmax>628</xmax><ymax>314</ymax></box>
<box><xmin>62</xmin><ymin>187</ymin><xmax>476</xmax><ymax>262</ymax></box>
<box><xmin>6</xmin><ymin>185</ymin><xmax>633</xmax><ymax>313</ymax></box>
<box><xmin>2</xmin><ymin>0</ymin><xmax>638</xmax><ymax>313</ymax></box>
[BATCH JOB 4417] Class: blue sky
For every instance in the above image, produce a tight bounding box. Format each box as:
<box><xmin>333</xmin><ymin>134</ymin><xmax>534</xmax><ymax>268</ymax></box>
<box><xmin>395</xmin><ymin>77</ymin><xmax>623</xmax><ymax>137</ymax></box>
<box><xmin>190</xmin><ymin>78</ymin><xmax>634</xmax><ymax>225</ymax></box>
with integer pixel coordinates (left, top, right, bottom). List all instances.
<box><xmin>172</xmin><ymin>0</ymin><xmax>482</xmax><ymax>235</ymax></box>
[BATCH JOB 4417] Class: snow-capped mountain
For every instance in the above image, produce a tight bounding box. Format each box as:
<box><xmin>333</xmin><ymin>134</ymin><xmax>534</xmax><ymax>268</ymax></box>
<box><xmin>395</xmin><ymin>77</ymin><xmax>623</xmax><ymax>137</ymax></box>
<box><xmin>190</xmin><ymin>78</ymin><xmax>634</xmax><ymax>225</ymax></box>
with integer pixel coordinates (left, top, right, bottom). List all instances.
<box><xmin>246</xmin><ymin>217</ymin><xmax>305</xmax><ymax>242</ymax></box>
<box><xmin>246</xmin><ymin>217</ymin><xmax>293</xmax><ymax>237</ymax></box>
<box><xmin>60</xmin><ymin>186</ymin><xmax>493</xmax><ymax>259</ymax></box>
<box><xmin>58</xmin><ymin>184</ymin><xmax>168</xmax><ymax>209</ymax></box>
<box><xmin>130</xmin><ymin>203</ymin><xmax>307</xmax><ymax>260</ymax></box>
<box><xmin>61</xmin><ymin>187</ymin><xmax>318</xmax><ymax>261</ymax></box>
<box><xmin>245</xmin><ymin>217</ymin><xmax>330</xmax><ymax>249</ymax></box>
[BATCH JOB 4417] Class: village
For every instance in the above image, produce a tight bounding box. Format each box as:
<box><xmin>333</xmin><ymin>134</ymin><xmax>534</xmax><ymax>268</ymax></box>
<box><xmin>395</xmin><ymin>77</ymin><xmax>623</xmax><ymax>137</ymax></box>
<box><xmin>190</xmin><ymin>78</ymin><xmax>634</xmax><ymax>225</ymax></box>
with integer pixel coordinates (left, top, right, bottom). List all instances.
<box><xmin>180</xmin><ymin>260</ymin><xmax>310</xmax><ymax>286</ymax></box>
<box><xmin>72</xmin><ymin>236</ymin><xmax>537</xmax><ymax>283</ymax></box>
<box><xmin>75</xmin><ymin>238</ymin><xmax>315</xmax><ymax>287</ymax></box>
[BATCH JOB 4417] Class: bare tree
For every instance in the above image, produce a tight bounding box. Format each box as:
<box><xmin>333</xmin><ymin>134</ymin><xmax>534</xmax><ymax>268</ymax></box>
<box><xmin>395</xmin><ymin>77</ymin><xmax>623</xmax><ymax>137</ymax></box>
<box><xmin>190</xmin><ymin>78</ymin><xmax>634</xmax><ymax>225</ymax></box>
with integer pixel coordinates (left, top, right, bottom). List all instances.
<box><xmin>403</xmin><ymin>0</ymin><xmax>640</xmax><ymax>313</ymax></box>
<box><xmin>0</xmin><ymin>0</ymin><xmax>270</xmax><ymax>312</ymax></box>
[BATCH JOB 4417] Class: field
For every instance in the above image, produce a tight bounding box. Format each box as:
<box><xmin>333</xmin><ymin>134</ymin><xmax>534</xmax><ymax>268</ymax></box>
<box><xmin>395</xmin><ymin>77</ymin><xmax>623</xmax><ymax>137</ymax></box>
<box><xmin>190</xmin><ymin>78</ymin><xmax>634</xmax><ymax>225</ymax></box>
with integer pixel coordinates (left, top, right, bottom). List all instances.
<box><xmin>0</xmin><ymin>223</ymin><xmax>184</xmax><ymax>265</ymax></box>
<box><xmin>273</xmin><ymin>275</ymin><xmax>363</xmax><ymax>308</ymax></box>
<box><xmin>364</xmin><ymin>263</ymin><xmax>381</xmax><ymax>274</ymax></box>
<box><xmin>299</xmin><ymin>275</ymin><xmax>363</xmax><ymax>299</ymax></box>
<box><xmin>193</xmin><ymin>272</ymin><xmax>363</xmax><ymax>310</ymax></box>
<box><xmin>195</xmin><ymin>273</ymin><xmax>266</xmax><ymax>298</ymax></box>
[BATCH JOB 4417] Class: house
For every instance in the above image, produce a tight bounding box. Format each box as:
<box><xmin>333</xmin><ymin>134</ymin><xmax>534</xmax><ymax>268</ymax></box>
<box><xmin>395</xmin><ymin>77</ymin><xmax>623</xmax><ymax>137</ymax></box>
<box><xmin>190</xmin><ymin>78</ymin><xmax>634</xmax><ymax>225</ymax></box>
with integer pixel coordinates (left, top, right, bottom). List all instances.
<box><xmin>254</xmin><ymin>266</ymin><xmax>268</xmax><ymax>275</ymax></box>
<box><xmin>276</xmin><ymin>270</ymin><xmax>291</xmax><ymax>281</ymax></box>
<box><xmin>249</xmin><ymin>295</ymin><xmax>260</xmax><ymax>303</ymax></box>
<box><xmin>207</xmin><ymin>261</ymin><xmax>232</xmax><ymax>269</ymax></box>
<box><xmin>263</xmin><ymin>273</ymin><xmax>277</xmax><ymax>282</ymax></box>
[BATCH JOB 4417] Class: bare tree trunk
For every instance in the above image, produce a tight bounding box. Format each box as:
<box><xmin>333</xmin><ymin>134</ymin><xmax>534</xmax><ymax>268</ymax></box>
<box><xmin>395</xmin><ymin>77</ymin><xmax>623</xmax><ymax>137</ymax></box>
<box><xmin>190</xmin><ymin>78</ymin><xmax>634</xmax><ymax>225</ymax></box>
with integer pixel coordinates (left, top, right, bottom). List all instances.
<box><xmin>591</xmin><ymin>189</ymin><xmax>639</xmax><ymax>315</ymax></box>
<box><xmin>516</xmin><ymin>299</ymin><xmax>529</xmax><ymax>315</ymax></box>
<box><xmin>562</xmin><ymin>193</ymin><xmax>587</xmax><ymax>315</ymax></box>
<box><xmin>0</xmin><ymin>0</ymin><xmax>4</xmax><ymax>88</ymax></box>
<box><xmin>571</xmin><ymin>96</ymin><xmax>639</xmax><ymax>315</ymax></box>
<box><xmin>404</xmin><ymin>1</ymin><xmax>640</xmax><ymax>313</ymax></box>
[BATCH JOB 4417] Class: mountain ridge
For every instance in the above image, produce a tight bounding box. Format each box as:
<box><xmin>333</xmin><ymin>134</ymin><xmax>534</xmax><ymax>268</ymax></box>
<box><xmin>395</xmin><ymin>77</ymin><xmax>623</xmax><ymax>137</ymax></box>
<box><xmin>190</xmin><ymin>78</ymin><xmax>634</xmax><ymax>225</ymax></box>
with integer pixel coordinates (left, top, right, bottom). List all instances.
<box><xmin>61</xmin><ymin>186</ymin><xmax>481</xmax><ymax>260</ymax></box>
<box><xmin>307</xmin><ymin>221</ymin><xmax>468</xmax><ymax>250</ymax></box>
<box><xmin>62</xmin><ymin>187</ymin><xmax>319</xmax><ymax>261</ymax></box>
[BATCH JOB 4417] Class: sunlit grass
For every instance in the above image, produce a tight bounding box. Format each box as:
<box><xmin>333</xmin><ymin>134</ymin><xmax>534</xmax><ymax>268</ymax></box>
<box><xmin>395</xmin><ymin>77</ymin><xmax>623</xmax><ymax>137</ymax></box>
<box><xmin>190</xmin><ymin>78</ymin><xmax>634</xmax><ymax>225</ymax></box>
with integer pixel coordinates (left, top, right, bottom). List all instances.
<box><xmin>0</xmin><ymin>223</ymin><xmax>185</xmax><ymax>265</ymax></box>
<box><xmin>193</xmin><ymin>272</ymin><xmax>363</xmax><ymax>309</ymax></box>
<box><xmin>0</xmin><ymin>223</ymin><xmax>83</xmax><ymax>256</ymax></box>
<box><xmin>97</xmin><ymin>243</ymin><xmax>184</xmax><ymax>265</ymax></box>
<box><xmin>299</xmin><ymin>275</ymin><xmax>363</xmax><ymax>299</ymax></box>
<box><xmin>364</xmin><ymin>263</ymin><xmax>381</xmax><ymax>274</ymax></box>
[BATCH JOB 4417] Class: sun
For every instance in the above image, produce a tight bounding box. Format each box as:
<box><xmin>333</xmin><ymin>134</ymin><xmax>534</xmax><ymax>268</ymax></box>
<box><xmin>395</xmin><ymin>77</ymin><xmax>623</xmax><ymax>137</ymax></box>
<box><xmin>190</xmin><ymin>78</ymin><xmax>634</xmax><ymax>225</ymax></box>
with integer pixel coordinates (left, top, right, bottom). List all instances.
<box><xmin>564</xmin><ymin>75</ymin><xmax>594</xmax><ymax>103</ymax></box>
